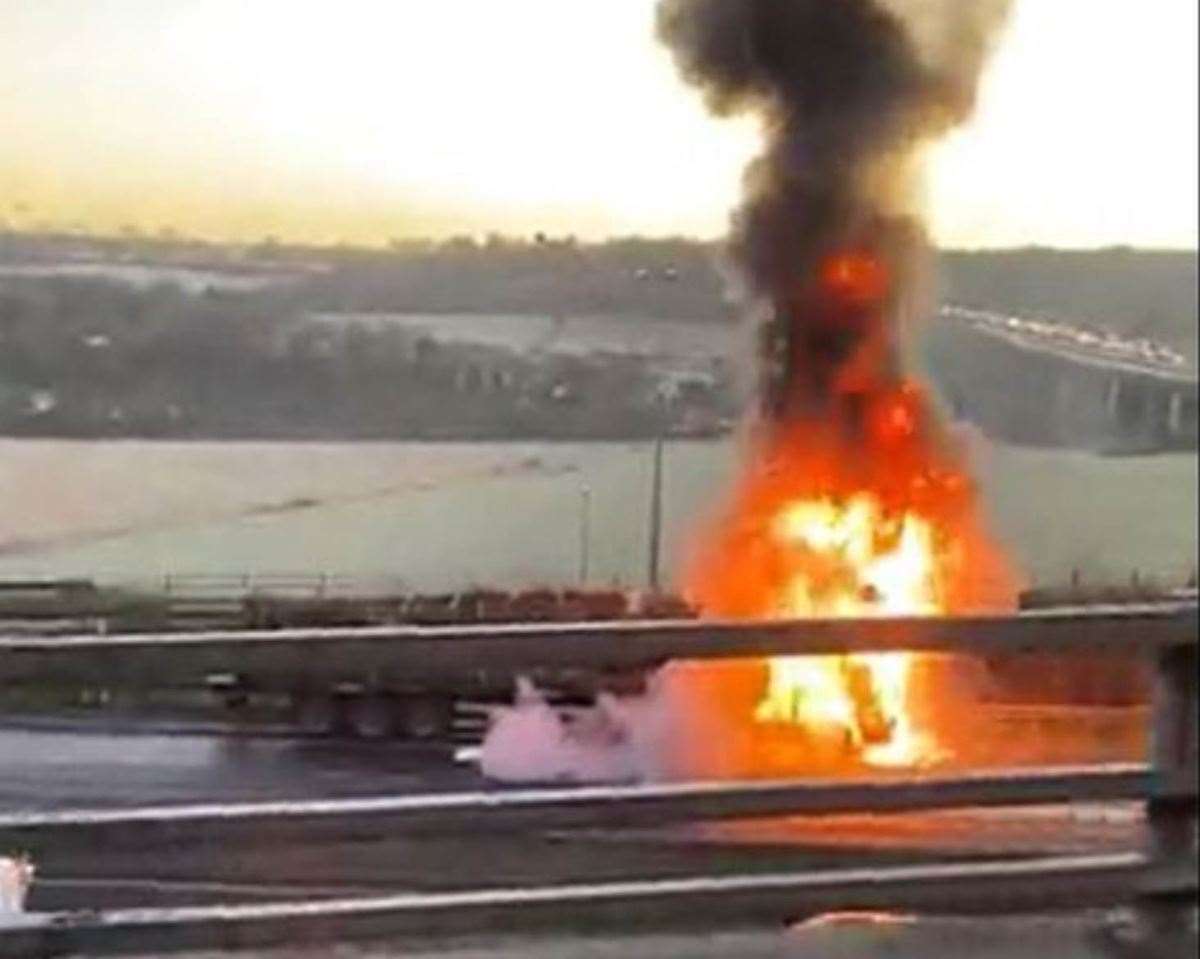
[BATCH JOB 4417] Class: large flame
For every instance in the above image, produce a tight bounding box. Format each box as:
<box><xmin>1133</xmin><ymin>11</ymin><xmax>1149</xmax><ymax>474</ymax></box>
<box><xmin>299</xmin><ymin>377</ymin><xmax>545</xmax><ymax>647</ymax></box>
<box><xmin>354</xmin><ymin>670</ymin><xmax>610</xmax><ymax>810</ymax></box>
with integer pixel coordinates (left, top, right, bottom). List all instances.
<box><xmin>687</xmin><ymin>430</ymin><xmax>1007</xmax><ymax>769</ymax></box>
<box><xmin>757</xmin><ymin>494</ymin><xmax>941</xmax><ymax>768</ymax></box>
<box><xmin>685</xmin><ymin>283</ymin><xmax>1015</xmax><ymax>771</ymax></box>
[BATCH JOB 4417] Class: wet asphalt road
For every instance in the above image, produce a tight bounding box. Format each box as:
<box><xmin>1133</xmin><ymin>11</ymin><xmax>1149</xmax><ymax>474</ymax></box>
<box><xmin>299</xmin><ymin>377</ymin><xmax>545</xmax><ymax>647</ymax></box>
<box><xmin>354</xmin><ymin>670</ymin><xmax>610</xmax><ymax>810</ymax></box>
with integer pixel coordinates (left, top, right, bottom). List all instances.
<box><xmin>0</xmin><ymin>723</ymin><xmax>481</xmax><ymax>813</ymax></box>
<box><xmin>2</xmin><ymin>721</ymin><xmax>937</xmax><ymax>919</ymax></box>
<box><xmin>117</xmin><ymin>917</ymin><xmax>1134</xmax><ymax>959</ymax></box>
<box><xmin>0</xmin><ymin>720</ymin><xmax>1168</xmax><ymax>959</ymax></box>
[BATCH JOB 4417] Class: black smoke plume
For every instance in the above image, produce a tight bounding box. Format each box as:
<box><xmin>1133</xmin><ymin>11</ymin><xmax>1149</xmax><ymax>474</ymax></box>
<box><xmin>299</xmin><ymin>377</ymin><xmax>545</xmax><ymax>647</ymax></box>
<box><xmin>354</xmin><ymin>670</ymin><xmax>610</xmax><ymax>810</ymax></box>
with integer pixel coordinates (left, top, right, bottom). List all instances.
<box><xmin>656</xmin><ymin>0</ymin><xmax>1011</xmax><ymax>423</ymax></box>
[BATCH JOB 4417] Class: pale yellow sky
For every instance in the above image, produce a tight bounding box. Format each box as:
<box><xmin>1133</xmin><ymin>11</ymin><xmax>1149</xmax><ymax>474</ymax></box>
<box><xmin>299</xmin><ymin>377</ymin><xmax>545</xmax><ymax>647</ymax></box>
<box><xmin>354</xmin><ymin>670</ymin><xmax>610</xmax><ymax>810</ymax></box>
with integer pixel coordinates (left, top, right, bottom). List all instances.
<box><xmin>1</xmin><ymin>0</ymin><xmax>1195</xmax><ymax>248</ymax></box>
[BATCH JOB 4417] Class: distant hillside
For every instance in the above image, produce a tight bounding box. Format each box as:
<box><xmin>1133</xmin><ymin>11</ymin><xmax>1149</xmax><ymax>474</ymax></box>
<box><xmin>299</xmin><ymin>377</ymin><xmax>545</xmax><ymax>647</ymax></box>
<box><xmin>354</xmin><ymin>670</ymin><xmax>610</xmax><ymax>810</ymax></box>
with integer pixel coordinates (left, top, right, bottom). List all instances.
<box><xmin>302</xmin><ymin>243</ymin><xmax>1198</xmax><ymax>360</ymax></box>
<box><xmin>2</xmin><ymin>233</ymin><xmax>1194</xmax><ymax>353</ymax></box>
<box><xmin>0</xmin><ymin>231</ymin><xmax>1194</xmax><ymax>443</ymax></box>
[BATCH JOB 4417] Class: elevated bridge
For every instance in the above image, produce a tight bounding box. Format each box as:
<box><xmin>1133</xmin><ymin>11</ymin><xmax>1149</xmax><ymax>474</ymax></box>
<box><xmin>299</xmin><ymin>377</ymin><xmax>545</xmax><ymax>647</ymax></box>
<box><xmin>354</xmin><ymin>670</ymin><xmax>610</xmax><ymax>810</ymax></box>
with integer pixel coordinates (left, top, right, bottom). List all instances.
<box><xmin>927</xmin><ymin>307</ymin><xmax>1198</xmax><ymax>453</ymax></box>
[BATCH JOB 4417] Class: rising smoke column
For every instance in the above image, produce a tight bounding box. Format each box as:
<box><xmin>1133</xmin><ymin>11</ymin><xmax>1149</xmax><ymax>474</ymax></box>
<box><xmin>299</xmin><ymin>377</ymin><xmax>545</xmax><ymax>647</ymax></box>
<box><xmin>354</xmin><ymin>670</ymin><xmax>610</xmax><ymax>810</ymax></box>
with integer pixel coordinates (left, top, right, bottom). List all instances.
<box><xmin>656</xmin><ymin>0</ymin><xmax>1012</xmax><ymax>425</ymax></box>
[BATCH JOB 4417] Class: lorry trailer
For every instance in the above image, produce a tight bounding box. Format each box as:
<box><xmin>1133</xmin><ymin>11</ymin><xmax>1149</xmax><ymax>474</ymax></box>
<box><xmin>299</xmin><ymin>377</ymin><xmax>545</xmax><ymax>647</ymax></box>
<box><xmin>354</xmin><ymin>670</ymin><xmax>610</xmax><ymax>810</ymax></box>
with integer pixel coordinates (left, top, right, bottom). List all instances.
<box><xmin>1</xmin><ymin>602</ymin><xmax>1194</xmax><ymax>742</ymax></box>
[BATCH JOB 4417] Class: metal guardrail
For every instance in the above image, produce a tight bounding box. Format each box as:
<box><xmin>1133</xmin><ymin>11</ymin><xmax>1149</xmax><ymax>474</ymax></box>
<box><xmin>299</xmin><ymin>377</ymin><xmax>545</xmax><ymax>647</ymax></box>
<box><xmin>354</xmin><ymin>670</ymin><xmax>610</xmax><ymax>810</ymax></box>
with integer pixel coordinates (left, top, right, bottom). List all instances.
<box><xmin>0</xmin><ymin>764</ymin><xmax>1174</xmax><ymax>852</ymax></box>
<box><xmin>940</xmin><ymin>305</ymin><xmax>1200</xmax><ymax>386</ymax></box>
<box><xmin>1</xmin><ymin>603</ymin><xmax>1195</xmax><ymax>690</ymax></box>
<box><xmin>0</xmin><ymin>604</ymin><xmax>1195</xmax><ymax>954</ymax></box>
<box><xmin>1</xmin><ymin>854</ymin><xmax>1192</xmax><ymax>957</ymax></box>
<box><xmin>141</xmin><ymin>573</ymin><xmax>409</xmax><ymax>598</ymax></box>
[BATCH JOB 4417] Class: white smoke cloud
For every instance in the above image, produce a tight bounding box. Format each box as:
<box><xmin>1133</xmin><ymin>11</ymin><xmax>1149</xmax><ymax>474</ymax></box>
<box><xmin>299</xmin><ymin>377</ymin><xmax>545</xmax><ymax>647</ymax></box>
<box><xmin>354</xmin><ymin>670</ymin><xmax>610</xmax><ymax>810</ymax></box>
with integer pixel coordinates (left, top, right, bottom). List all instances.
<box><xmin>479</xmin><ymin>677</ymin><xmax>642</xmax><ymax>784</ymax></box>
<box><xmin>478</xmin><ymin>655</ymin><xmax>1012</xmax><ymax>785</ymax></box>
<box><xmin>479</xmin><ymin>662</ymin><xmax>768</xmax><ymax>785</ymax></box>
<box><xmin>0</xmin><ymin>856</ymin><xmax>33</xmax><ymax>921</ymax></box>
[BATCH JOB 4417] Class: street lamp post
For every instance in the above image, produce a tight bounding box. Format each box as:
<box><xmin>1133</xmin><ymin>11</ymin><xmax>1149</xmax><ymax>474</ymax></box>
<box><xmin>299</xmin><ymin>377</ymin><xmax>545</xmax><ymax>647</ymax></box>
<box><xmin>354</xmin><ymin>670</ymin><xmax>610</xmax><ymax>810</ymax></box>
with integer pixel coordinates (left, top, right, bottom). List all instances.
<box><xmin>578</xmin><ymin>484</ymin><xmax>592</xmax><ymax>585</ymax></box>
<box><xmin>647</xmin><ymin>436</ymin><xmax>664</xmax><ymax>592</ymax></box>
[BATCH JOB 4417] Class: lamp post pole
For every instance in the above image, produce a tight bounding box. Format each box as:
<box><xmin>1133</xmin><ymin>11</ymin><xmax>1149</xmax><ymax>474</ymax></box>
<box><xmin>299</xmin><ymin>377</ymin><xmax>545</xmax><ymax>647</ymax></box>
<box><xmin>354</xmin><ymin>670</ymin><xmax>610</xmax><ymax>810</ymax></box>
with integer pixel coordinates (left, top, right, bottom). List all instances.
<box><xmin>578</xmin><ymin>485</ymin><xmax>591</xmax><ymax>585</ymax></box>
<box><xmin>647</xmin><ymin>436</ymin><xmax>664</xmax><ymax>592</ymax></box>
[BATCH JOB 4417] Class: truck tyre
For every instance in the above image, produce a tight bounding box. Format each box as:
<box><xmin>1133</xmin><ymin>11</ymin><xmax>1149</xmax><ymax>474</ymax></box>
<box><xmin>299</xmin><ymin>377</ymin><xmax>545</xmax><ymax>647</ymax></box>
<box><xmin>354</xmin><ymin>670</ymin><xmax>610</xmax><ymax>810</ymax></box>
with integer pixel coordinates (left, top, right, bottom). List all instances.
<box><xmin>346</xmin><ymin>694</ymin><xmax>401</xmax><ymax>740</ymax></box>
<box><xmin>398</xmin><ymin>694</ymin><xmax>454</xmax><ymax>741</ymax></box>
<box><xmin>293</xmin><ymin>692</ymin><xmax>342</xmax><ymax>736</ymax></box>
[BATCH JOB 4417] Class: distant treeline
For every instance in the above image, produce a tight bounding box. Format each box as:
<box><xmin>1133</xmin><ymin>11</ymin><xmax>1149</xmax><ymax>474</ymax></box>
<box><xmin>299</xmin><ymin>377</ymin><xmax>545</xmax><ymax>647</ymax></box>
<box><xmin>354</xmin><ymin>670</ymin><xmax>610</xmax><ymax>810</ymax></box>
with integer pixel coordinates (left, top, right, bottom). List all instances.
<box><xmin>301</xmin><ymin>236</ymin><xmax>735</xmax><ymax>324</ymax></box>
<box><xmin>0</xmin><ymin>271</ymin><xmax>730</xmax><ymax>441</ymax></box>
<box><xmin>0</xmin><ymin>231</ymin><xmax>1194</xmax><ymax>440</ymax></box>
<box><xmin>2</xmin><ymin>231</ymin><xmax>1194</xmax><ymax>351</ymax></box>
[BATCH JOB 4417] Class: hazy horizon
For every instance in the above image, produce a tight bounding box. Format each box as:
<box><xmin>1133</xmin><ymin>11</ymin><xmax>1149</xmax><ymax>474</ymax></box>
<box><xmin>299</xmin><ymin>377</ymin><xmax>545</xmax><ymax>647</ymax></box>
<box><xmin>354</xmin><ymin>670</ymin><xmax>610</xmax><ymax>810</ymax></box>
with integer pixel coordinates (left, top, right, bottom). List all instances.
<box><xmin>3</xmin><ymin>0</ymin><xmax>1196</xmax><ymax>250</ymax></box>
<box><xmin>3</xmin><ymin>226</ymin><xmax>1198</xmax><ymax>257</ymax></box>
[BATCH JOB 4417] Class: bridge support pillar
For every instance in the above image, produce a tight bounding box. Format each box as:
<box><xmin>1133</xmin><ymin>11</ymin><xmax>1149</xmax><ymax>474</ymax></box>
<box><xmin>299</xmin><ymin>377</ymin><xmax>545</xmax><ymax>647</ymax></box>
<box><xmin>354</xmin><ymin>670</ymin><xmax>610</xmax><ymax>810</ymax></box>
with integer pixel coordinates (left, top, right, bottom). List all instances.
<box><xmin>1168</xmin><ymin>392</ymin><xmax>1183</xmax><ymax>436</ymax></box>
<box><xmin>1105</xmin><ymin>376</ymin><xmax>1122</xmax><ymax>419</ymax></box>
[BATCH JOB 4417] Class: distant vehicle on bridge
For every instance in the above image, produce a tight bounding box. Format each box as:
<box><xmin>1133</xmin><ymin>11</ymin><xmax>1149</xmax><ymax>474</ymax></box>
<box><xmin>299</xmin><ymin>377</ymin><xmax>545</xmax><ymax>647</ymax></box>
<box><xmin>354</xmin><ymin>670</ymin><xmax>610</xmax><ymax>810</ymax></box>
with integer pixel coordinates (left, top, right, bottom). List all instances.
<box><xmin>929</xmin><ymin>306</ymin><xmax>1198</xmax><ymax>454</ymax></box>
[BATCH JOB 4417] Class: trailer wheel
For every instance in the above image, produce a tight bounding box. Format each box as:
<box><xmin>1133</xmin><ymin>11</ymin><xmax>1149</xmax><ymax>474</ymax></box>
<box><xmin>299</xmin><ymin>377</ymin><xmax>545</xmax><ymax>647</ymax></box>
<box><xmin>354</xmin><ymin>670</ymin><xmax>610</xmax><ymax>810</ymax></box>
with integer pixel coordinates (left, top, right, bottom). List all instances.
<box><xmin>346</xmin><ymin>694</ymin><xmax>400</xmax><ymax>740</ymax></box>
<box><xmin>397</xmin><ymin>694</ymin><xmax>454</xmax><ymax>741</ymax></box>
<box><xmin>292</xmin><ymin>692</ymin><xmax>342</xmax><ymax>736</ymax></box>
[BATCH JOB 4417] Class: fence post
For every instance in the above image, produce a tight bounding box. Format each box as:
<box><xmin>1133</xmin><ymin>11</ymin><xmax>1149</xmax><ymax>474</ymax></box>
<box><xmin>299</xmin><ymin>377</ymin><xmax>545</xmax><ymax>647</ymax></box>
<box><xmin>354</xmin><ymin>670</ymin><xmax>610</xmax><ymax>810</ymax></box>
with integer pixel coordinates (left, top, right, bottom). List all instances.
<box><xmin>1143</xmin><ymin>642</ymin><xmax>1198</xmax><ymax>942</ymax></box>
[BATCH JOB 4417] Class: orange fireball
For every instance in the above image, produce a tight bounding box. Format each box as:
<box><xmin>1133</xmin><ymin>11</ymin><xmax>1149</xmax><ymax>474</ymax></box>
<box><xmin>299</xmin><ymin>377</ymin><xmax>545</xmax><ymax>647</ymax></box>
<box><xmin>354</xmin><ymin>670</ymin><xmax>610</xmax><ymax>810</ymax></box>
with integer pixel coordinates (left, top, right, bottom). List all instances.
<box><xmin>685</xmin><ymin>397</ymin><xmax>1014</xmax><ymax>770</ymax></box>
<box><xmin>820</xmin><ymin>250</ymin><xmax>890</xmax><ymax>305</ymax></box>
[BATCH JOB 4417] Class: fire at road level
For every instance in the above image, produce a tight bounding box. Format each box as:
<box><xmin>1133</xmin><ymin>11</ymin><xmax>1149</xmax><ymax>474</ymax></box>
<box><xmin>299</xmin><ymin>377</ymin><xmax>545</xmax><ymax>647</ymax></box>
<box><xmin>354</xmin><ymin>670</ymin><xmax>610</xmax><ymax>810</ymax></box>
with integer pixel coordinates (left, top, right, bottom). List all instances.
<box><xmin>659</xmin><ymin>0</ymin><xmax>1017</xmax><ymax>769</ymax></box>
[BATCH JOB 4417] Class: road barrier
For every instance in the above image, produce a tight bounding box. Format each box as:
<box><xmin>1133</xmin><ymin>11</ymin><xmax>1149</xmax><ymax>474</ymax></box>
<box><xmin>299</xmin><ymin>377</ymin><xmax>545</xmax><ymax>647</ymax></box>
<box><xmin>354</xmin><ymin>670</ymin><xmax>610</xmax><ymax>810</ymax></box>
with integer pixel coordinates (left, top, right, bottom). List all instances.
<box><xmin>1</xmin><ymin>603</ymin><xmax>1194</xmax><ymax>688</ymax></box>
<box><xmin>0</xmin><ymin>764</ymin><xmax>1170</xmax><ymax>852</ymax></box>
<box><xmin>0</xmin><ymin>603</ymin><xmax>1194</xmax><ymax>955</ymax></box>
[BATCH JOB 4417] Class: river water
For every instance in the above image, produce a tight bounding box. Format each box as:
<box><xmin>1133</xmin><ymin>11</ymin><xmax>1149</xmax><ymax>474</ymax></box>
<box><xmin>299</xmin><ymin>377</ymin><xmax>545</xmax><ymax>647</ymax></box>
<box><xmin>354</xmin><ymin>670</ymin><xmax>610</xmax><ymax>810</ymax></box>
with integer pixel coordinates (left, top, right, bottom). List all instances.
<box><xmin>0</xmin><ymin>436</ymin><xmax>1195</xmax><ymax>591</ymax></box>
